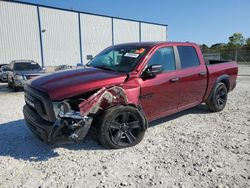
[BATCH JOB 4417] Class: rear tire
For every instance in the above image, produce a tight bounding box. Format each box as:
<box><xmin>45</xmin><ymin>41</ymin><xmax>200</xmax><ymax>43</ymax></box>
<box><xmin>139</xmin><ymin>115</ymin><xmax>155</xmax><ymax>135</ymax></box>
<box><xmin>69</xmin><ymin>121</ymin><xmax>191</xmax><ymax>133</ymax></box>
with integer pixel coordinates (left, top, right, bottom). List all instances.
<box><xmin>206</xmin><ymin>82</ymin><xmax>228</xmax><ymax>112</ymax></box>
<box><xmin>97</xmin><ymin>105</ymin><xmax>146</xmax><ymax>149</ymax></box>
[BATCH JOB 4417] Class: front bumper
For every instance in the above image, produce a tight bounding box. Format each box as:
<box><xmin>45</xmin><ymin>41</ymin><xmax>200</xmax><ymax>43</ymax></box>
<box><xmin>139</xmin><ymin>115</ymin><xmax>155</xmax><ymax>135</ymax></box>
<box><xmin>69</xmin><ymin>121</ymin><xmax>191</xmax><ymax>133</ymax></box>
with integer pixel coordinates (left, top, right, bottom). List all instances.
<box><xmin>15</xmin><ymin>79</ymin><xmax>27</xmax><ymax>88</ymax></box>
<box><xmin>23</xmin><ymin>104</ymin><xmax>93</xmax><ymax>144</ymax></box>
<box><xmin>23</xmin><ymin>104</ymin><xmax>53</xmax><ymax>143</ymax></box>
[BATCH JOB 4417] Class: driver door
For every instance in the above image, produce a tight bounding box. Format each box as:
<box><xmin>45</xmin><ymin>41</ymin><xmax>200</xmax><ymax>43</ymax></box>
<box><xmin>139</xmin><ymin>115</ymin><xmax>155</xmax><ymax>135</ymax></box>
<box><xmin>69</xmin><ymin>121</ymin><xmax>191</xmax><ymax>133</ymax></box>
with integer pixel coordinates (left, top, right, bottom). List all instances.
<box><xmin>139</xmin><ymin>46</ymin><xmax>180</xmax><ymax>121</ymax></box>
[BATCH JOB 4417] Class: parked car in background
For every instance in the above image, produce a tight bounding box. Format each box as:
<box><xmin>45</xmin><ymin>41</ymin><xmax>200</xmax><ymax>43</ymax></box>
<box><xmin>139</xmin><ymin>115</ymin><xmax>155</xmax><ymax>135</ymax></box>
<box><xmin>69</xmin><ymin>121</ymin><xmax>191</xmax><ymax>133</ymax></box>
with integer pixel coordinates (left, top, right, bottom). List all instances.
<box><xmin>0</xmin><ymin>65</ymin><xmax>10</xmax><ymax>82</ymax></box>
<box><xmin>55</xmin><ymin>64</ymin><xmax>73</xmax><ymax>72</ymax></box>
<box><xmin>8</xmin><ymin>60</ymin><xmax>46</xmax><ymax>91</ymax></box>
<box><xmin>0</xmin><ymin>64</ymin><xmax>8</xmax><ymax>69</ymax></box>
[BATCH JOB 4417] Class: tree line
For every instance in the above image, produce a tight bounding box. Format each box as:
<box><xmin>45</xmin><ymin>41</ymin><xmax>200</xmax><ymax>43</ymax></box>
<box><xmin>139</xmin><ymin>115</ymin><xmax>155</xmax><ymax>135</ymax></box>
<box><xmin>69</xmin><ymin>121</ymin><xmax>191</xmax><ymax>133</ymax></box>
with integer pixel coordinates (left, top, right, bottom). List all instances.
<box><xmin>201</xmin><ymin>33</ymin><xmax>250</xmax><ymax>62</ymax></box>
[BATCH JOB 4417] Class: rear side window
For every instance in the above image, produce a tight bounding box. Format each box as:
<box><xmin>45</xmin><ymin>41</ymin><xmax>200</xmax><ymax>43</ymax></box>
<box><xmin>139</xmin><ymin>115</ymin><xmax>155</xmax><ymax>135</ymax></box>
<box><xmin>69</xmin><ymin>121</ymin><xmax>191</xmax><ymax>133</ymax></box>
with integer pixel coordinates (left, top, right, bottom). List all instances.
<box><xmin>13</xmin><ymin>62</ymin><xmax>41</xmax><ymax>71</ymax></box>
<box><xmin>147</xmin><ymin>47</ymin><xmax>176</xmax><ymax>72</ymax></box>
<box><xmin>177</xmin><ymin>46</ymin><xmax>200</xmax><ymax>69</ymax></box>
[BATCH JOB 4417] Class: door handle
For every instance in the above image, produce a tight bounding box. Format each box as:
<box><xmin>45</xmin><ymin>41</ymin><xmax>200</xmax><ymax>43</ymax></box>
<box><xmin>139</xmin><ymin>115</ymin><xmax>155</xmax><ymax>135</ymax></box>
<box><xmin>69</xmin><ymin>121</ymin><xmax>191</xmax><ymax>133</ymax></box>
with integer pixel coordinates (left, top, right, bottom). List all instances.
<box><xmin>170</xmin><ymin>77</ymin><xmax>179</xmax><ymax>83</ymax></box>
<box><xmin>199</xmin><ymin>71</ymin><xmax>206</xmax><ymax>76</ymax></box>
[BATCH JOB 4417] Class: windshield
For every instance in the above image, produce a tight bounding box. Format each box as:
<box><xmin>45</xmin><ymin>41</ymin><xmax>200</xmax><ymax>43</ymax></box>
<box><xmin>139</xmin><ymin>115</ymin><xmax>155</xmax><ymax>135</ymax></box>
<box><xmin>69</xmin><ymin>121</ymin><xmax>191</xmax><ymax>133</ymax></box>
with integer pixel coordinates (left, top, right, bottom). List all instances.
<box><xmin>88</xmin><ymin>46</ymin><xmax>148</xmax><ymax>73</ymax></box>
<box><xmin>13</xmin><ymin>62</ymin><xmax>42</xmax><ymax>71</ymax></box>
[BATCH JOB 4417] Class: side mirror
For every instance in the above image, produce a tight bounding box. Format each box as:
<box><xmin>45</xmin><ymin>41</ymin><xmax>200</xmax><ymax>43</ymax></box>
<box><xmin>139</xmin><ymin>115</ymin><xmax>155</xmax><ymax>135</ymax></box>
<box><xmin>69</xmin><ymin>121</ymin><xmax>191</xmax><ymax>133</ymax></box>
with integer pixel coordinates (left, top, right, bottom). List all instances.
<box><xmin>42</xmin><ymin>67</ymin><xmax>46</xmax><ymax>71</ymax></box>
<box><xmin>142</xmin><ymin>64</ymin><xmax>163</xmax><ymax>79</ymax></box>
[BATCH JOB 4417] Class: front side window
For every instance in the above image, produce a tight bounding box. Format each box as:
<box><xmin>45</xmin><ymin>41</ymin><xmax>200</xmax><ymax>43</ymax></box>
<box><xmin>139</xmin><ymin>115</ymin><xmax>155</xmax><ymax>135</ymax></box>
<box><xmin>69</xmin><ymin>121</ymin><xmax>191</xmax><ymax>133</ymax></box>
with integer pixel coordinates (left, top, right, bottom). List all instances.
<box><xmin>177</xmin><ymin>46</ymin><xmax>200</xmax><ymax>69</ymax></box>
<box><xmin>147</xmin><ymin>47</ymin><xmax>176</xmax><ymax>72</ymax></box>
<box><xmin>88</xmin><ymin>46</ymin><xmax>148</xmax><ymax>73</ymax></box>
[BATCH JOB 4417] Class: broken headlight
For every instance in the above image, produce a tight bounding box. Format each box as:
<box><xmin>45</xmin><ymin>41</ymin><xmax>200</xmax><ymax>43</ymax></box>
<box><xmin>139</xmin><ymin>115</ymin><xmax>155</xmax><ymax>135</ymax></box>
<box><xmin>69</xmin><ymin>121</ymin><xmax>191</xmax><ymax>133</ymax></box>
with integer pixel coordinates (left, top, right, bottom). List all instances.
<box><xmin>52</xmin><ymin>101</ymin><xmax>71</xmax><ymax>118</ymax></box>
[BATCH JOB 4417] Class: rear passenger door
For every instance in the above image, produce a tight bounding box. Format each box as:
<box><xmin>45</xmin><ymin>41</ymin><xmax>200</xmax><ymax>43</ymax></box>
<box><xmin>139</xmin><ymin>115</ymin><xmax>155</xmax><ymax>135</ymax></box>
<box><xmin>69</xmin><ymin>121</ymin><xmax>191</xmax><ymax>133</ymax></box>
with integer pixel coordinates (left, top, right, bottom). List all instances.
<box><xmin>176</xmin><ymin>46</ymin><xmax>207</xmax><ymax>111</ymax></box>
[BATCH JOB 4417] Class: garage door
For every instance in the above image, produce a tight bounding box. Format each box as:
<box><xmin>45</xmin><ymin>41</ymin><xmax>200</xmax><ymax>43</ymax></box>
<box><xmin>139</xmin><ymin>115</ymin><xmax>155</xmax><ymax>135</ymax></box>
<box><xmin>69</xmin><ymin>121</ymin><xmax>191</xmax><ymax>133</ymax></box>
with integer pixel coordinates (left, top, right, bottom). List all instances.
<box><xmin>0</xmin><ymin>1</ymin><xmax>41</xmax><ymax>65</ymax></box>
<box><xmin>113</xmin><ymin>19</ymin><xmax>140</xmax><ymax>44</ymax></box>
<box><xmin>80</xmin><ymin>14</ymin><xmax>112</xmax><ymax>64</ymax></box>
<box><xmin>141</xmin><ymin>23</ymin><xmax>167</xmax><ymax>42</ymax></box>
<box><xmin>39</xmin><ymin>7</ymin><xmax>81</xmax><ymax>66</ymax></box>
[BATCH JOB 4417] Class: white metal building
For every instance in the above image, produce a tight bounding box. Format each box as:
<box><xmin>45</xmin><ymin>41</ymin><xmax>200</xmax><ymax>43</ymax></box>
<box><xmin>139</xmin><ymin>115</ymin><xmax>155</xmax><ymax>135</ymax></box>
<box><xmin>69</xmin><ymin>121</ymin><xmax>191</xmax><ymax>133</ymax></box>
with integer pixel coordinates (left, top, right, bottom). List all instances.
<box><xmin>0</xmin><ymin>0</ymin><xmax>168</xmax><ymax>67</ymax></box>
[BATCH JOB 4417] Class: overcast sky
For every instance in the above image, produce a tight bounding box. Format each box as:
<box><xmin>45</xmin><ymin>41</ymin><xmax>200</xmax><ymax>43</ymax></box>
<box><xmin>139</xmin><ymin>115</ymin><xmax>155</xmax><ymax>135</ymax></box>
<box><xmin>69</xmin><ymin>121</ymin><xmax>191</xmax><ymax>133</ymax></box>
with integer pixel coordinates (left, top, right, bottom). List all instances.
<box><xmin>16</xmin><ymin>0</ymin><xmax>250</xmax><ymax>46</ymax></box>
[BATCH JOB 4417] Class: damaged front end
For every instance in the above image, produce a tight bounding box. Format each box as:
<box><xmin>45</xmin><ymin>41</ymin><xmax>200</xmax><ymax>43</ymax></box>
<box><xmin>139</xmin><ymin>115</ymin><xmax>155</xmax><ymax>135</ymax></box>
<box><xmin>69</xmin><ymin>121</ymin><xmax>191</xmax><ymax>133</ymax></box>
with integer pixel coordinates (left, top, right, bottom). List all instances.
<box><xmin>48</xmin><ymin>86</ymin><xmax>129</xmax><ymax>143</ymax></box>
<box><xmin>48</xmin><ymin>111</ymin><xmax>93</xmax><ymax>143</ymax></box>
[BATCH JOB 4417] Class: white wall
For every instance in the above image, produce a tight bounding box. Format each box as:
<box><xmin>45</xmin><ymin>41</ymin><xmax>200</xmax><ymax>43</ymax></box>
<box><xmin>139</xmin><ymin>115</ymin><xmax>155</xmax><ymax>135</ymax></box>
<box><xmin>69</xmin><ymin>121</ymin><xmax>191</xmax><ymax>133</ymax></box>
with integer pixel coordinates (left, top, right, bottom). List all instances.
<box><xmin>141</xmin><ymin>23</ymin><xmax>167</xmax><ymax>42</ymax></box>
<box><xmin>0</xmin><ymin>1</ymin><xmax>41</xmax><ymax>64</ymax></box>
<box><xmin>113</xmin><ymin>19</ymin><xmax>139</xmax><ymax>44</ymax></box>
<box><xmin>80</xmin><ymin>14</ymin><xmax>112</xmax><ymax>63</ymax></box>
<box><xmin>39</xmin><ymin>7</ymin><xmax>81</xmax><ymax>66</ymax></box>
<box><xmin>0</xmin><ymin>1</ymin><xmax>168</xmax><ymax>66</ymax></box>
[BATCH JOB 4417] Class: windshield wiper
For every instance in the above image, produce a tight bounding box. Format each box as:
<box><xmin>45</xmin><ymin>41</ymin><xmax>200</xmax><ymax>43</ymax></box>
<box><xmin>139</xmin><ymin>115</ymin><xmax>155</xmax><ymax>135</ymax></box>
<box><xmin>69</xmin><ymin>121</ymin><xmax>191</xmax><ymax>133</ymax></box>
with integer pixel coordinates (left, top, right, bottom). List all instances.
<box><xmin>93</xmin><ymin>65</ymin><xmax>117</xmax><ymax>72</ymax></box>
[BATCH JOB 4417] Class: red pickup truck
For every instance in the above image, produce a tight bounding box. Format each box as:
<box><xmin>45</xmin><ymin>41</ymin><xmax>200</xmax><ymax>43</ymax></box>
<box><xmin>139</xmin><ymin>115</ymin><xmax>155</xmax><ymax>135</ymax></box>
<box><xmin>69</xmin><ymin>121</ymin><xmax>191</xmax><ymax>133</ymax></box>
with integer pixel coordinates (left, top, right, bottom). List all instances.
<box><xmin>23</xmin><ymin>42</ymin><xmax>238</xmax><ymax>149</ymax></box>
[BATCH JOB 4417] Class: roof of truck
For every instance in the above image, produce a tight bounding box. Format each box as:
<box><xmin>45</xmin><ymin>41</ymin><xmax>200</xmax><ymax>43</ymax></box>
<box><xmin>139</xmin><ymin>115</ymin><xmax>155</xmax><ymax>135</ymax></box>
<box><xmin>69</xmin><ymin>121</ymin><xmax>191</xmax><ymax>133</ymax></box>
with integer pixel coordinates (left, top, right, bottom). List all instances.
<box><xmin>114</xmin><ymin>41</ymin><xmax>198</xmax><ymax>48</ymax></box>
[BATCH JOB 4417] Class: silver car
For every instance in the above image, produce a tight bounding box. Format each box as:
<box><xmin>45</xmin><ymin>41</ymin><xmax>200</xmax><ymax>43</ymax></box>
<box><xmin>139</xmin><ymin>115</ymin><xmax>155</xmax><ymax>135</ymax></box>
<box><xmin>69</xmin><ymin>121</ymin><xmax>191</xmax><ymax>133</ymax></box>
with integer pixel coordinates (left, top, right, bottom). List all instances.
<box><xmin>0</xmin><ymin>65</ymin><xmax>10</xmax><ymax>82</ymax></box>
<box><xmin>8</xmin><ymin>60</ymin><xmax>46</xmax><ymax>91</ymax></box>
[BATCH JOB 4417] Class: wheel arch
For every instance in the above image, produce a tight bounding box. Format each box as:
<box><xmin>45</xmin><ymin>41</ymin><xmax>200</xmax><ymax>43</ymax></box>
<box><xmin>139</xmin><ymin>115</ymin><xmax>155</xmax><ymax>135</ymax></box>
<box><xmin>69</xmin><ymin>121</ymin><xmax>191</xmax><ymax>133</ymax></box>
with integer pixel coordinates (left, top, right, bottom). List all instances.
<box><xmin>92</xmin><ymin>103</ymin><xmax>148</xmax><ymax>130</ymax></box>
<box><xmin>111</xmin><ymin>103</ymin><xmax>148</xmax><ymax>130</ymax></box>
<box><xmin>208</xmin><ymin>74</ymin><xmax>230</xmax><ymax>101</ymax></box>
<box><xmin>218</xmin><ymin>75</ymin><xmax>230</xmax><ymax>92</ymax></box>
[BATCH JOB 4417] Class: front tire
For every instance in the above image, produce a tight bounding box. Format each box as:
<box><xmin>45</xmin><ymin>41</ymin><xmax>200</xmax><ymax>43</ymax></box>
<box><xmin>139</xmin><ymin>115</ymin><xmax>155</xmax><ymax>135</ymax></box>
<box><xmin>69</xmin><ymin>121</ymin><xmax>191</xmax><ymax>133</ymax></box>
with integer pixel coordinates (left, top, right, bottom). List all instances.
<box><xmin>97</xmin><ymin>105</ymin><xmax>146</xmax><ymax>149</ymax></box>
<box><xmin>206</xmin><ymin>82</ymin><xmax>228</xmax><ymax>112</ymax></box>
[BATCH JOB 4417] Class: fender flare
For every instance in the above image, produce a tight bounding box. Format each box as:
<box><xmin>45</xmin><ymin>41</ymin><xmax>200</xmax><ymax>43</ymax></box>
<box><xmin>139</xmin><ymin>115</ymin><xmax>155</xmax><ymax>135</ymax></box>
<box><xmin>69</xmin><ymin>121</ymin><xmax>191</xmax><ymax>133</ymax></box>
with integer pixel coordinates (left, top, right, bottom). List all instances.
<box><xmin>136</xmin><ymin>103</ymin><xmax>148</xmax><ymax>130</ymax></box>
<box><xmin>207</xmin><ymin>74</ymin><xmax>230</xmax><ymax>101</ymax></box>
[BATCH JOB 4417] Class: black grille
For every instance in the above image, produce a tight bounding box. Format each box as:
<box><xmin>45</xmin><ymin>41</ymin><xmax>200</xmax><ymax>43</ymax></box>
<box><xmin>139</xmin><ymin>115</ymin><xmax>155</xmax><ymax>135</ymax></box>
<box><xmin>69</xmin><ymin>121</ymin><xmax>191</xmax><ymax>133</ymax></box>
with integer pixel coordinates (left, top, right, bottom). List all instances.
<box><xmin>24</xmin><ymin>84</ymin><xmax>56</xmax><ymax>122</ymax></box>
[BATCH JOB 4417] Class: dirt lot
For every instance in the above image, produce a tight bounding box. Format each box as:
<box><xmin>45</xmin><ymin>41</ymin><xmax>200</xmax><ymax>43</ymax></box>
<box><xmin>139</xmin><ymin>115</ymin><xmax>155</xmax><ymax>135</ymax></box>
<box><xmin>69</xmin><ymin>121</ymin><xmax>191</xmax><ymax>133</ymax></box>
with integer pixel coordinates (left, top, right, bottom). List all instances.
<box><xmin>0</xmin><ymin>65</ymin><xmax>249</xmax><ymax>188</ymax></box>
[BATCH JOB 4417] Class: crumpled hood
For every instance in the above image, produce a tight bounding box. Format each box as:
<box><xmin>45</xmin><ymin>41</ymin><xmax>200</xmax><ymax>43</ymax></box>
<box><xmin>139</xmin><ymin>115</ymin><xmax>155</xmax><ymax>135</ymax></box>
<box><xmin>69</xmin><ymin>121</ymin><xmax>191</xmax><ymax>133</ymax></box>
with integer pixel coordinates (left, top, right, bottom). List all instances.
<box><xmin>30</xmin><ymin>67</ymin><xmax>127</xmax><ymax>100</ymax></box>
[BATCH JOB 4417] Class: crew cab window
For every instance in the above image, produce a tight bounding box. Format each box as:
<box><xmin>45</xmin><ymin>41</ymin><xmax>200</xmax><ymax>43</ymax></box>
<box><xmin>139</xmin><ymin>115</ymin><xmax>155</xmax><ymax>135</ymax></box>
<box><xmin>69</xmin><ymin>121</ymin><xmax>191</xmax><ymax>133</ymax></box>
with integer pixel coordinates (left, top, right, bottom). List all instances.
<box><xmin>147</xmin><ymin>47</ymin><xmax>176</xmax><ymax>72</ymax></box>
<box><xmin>177</xmin><ymin>46</ymin><xmax>200</xmax><ymax>69</ymax></box>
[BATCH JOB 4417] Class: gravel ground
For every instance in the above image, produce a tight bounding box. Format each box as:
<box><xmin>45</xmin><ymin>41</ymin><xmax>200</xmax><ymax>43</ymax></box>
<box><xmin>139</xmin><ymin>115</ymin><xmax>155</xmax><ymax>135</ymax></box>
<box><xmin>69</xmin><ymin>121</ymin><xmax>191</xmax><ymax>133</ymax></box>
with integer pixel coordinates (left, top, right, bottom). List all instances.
<box><xmin>0</xmin><ymin>65</ymin><xmax>249</xmax><ymax>188</ymax></box>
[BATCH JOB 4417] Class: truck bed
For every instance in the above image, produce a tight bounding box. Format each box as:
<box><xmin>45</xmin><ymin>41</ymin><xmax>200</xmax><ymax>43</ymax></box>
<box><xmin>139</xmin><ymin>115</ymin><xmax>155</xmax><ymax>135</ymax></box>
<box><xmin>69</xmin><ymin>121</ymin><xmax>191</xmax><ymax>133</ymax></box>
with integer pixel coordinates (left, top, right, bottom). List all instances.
<box><xmin>204</xmin><ymin>61</ymin><xmax>238</xmax><ymax>101</ymax></box>
<box><xmin>206</xmin><ymin>60</ymin><xmax>231</xmax><ymax>65</ymax></box>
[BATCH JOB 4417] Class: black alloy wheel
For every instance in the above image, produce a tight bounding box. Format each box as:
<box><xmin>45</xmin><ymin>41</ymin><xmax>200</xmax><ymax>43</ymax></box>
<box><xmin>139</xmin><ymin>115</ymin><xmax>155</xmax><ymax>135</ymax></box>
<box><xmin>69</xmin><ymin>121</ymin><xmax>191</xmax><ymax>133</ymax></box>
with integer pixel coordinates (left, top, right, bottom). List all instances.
<box><xmin>207</xmin><ymin>82</ymin><xmax>228</xmax><ymax>112</ymax></box>
<box><xmin>97</xmin><ymin>106</ymin><xmax>146</xmax><ymax>149</ymax></box>
<box><xmin>109</xmin><ymin>111</ymin><xmax>141</xmax><ymax>147</ymax></box>
<box><xmin>216</xmin><ymin>86</ymin><xmax>227</xmax><ymax>108</ymax></box>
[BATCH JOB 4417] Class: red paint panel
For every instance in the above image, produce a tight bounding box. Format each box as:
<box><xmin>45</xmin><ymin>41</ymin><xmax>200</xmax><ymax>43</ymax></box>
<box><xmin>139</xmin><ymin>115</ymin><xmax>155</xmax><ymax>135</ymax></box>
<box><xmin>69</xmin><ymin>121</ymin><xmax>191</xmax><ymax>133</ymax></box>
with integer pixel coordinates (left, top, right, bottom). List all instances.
<box><xmin>177</xmin><ymin>65</ymin><xmax>207</xmax><ymax>111</ymax></box>
<box><xmin>139</xmin><ymin>71</ymin><xmax>180</xmax><ymax>121</ymax></box>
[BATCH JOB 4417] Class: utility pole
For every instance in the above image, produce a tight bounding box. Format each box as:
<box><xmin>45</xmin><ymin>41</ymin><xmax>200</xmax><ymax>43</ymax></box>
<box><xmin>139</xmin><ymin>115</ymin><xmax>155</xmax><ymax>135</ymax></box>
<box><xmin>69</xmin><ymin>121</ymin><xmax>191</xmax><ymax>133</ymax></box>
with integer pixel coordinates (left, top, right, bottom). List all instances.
<box><xmin>235</xmin><ymin>43</ymin><xmax>238</xmax><ymax>62</ymax></box>
<box><xmin>216</xmin><ymin>46</ymin><xmax>220</xmax><ymax>60</ymax></box>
